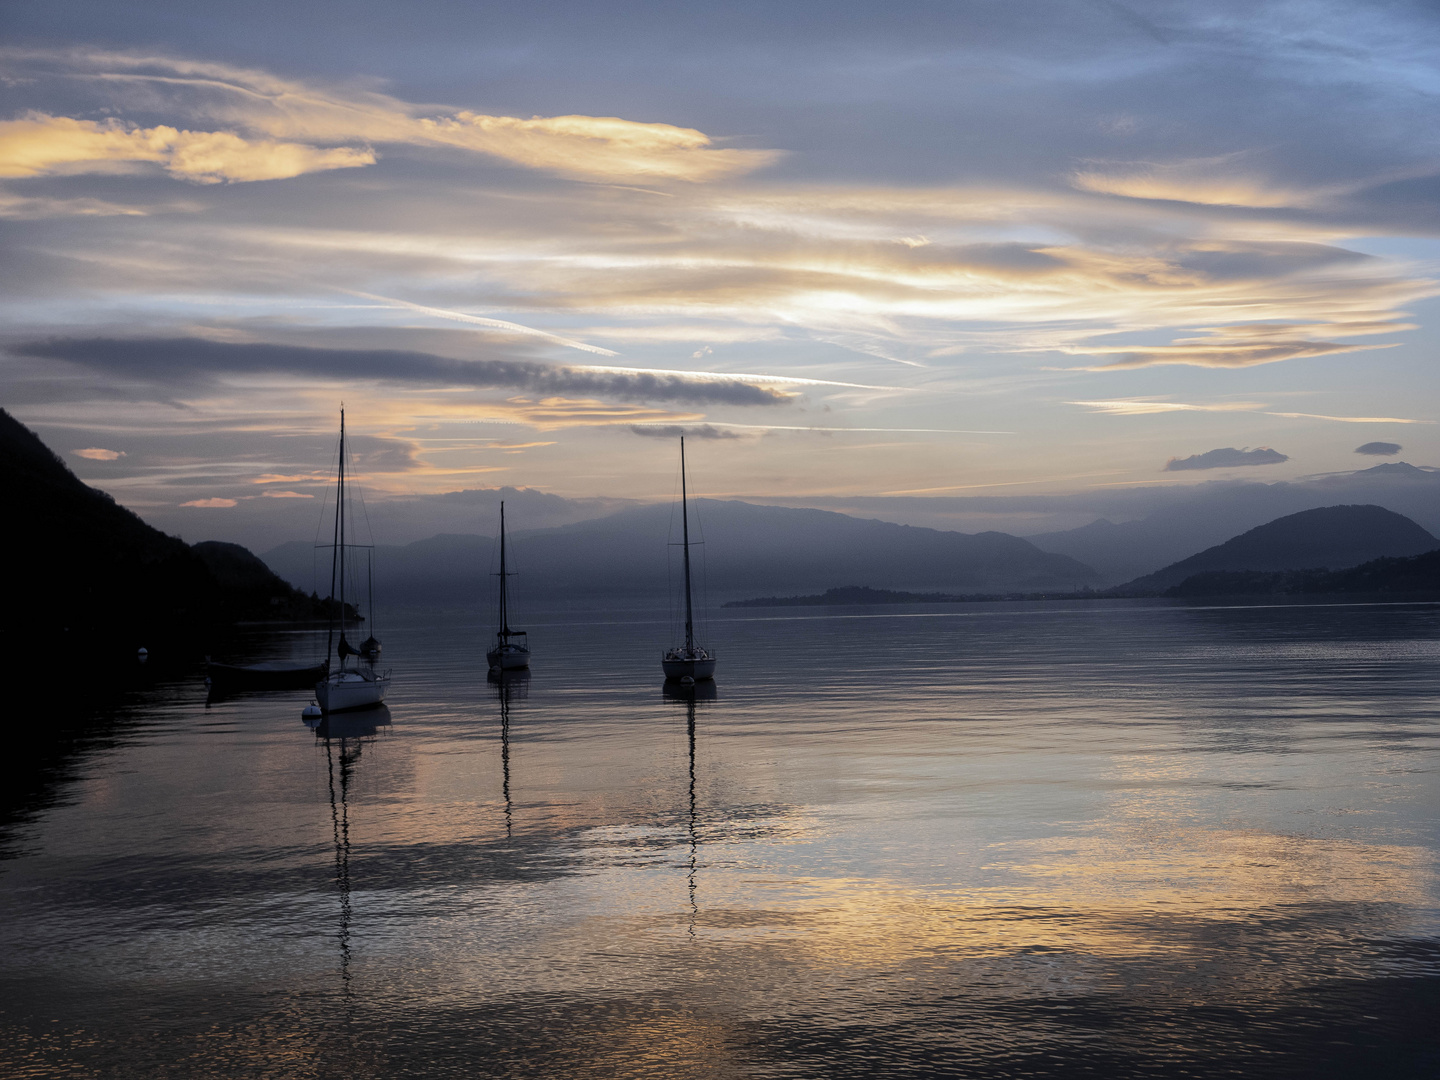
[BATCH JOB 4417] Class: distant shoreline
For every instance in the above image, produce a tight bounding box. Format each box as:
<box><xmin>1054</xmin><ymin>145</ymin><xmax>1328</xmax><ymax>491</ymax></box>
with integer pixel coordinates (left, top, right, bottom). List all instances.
<box><xmin>723</xmin><ymin>585</ymin><xmax>1102</xmax><ymax>608</ymax></box>
<box><xmin>723</xmin><ymin>583</ymin><xmax>1440</xmax><ymax>609</ymax></box>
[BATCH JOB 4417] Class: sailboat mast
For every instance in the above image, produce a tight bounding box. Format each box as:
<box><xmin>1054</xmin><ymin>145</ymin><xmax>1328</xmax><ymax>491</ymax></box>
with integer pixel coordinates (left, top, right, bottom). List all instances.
<box><xmin>327</xmin><ymin>407</ymin><xmax>344</xmax><ymax>661</ymax></box>
<box><xmin>338</xmin><ymin>407</ymin><xmax>346</xmax><ymax>652</ymax></box>
<box><xmin>680</xmin><ymin>436</ymin><xmax>695</xmax><ymax>652</ymax></box>
<box><xmin>498</xmin><ymin>501</ymin><xmax>509</xmax><ymax>636</ymax></box>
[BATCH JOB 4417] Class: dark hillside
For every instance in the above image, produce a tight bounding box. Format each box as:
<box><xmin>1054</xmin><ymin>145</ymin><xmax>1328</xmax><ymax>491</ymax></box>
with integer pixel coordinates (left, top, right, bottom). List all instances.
<box><xmin>1117</xmin><ymin>505</ymin><xmax>1437</xmax><ymax>594</ymax></box>
<box><xmin>2</xmin><ymin>408</ymin><xmax>336</xmax><ymax>661</ymax></box>
<box><xmin>1168</xmin><ymin>549</ymin><xmax>1440</xmax><ymax>598</ymax></box>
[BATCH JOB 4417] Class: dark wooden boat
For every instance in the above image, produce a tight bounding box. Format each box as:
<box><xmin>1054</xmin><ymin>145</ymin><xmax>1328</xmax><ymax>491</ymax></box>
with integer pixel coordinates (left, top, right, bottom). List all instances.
<box><xmin>206</xmin><ymin>659</ymin><xmax>328</xmax><ymax>690</ymax></box>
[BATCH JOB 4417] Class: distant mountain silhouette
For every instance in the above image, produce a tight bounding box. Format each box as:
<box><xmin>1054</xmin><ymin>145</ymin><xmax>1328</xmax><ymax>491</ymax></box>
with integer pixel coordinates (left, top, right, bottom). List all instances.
<box><xmin>1026</xmin><ymin>466</ymin><xmax>1440</xmax><ymax>583</ymax></box>
<box><xmin>2</xmin><ymin>408</ymin><xmax>339</xmax><ymax>658</ymax></box>
<box><xmin>1166</xmin><ymin>549</ymin><xmax>1440</xmax><ymax>598</ymax></box>
<box><xmin>1116</xmin><ymin>505</ymin><xmax>1438</xmax><ymax>594</ymax></box>
<box><xmin>1354</xmin><ymin>462</ymin><xmax>1435</xmax><ymax>478</ymax></box>
<box><xmin>264</xmin><ymin>499</ymin><xmax>1101</xmax><ymax>604</ymax></box>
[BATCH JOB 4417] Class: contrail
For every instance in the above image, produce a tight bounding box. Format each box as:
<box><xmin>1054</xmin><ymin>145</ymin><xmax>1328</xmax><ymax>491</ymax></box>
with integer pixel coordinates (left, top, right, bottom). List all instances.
<box><xmin>632</xmin><ymin>421</ymin><xmax>1009</xmax><ymax>434</ymax></box>
<box><xmin>1265</xmin><ymin>411</ymin><xmax>1433</xmax><ymax>424</ymax></box>
<box><xmin>340</xmin><ymin>288</ymin><xmax>621</xmax><ymax>357</ymax></box>
<box><xmin>577</xmin><ymin>365</ymin><xmax>904</xmax><ymax>391</ymax></box>
<box><xmin>342</xmin><ymin>290</ymin><xmax>905</xmax><ymax>390</ymax></box>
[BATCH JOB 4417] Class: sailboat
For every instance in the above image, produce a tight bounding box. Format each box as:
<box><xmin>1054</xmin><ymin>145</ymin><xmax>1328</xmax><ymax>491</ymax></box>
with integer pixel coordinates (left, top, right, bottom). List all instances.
<box><xmin>486</xmin><ymin>501</ymin><xmax>530</xmax><ymax>672</ymax></box>
<box><xmin>315</xmin><ymin>407</ymin><xmax>391</xmax><ymax>713</ymax></box>
<box><xmin>662</xmin><ymin>436</ymin><xmax>717</xmax><ymax>681</ymax></box>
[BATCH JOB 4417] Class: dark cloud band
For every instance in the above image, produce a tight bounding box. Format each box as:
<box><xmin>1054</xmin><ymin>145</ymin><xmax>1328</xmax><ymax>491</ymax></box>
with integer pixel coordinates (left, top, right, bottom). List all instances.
<box><xmin>1354</xmin><ymin>441</ymin><xmax>1401</xmax><ymax>456</ymax></box>
<box><xmin>1164</xmin><ymin>447</ymin><xmax>1289</xmax><ymax>472</ymax></box>
<box><xmin>11</xmin><ymin>337</ymin><xmax>790</xmax><ymax>408</ymax></box>
<box><xmin>628</xmin><ymin>424</ymin><xmax>743</xmax><ymax>439</ymax></box>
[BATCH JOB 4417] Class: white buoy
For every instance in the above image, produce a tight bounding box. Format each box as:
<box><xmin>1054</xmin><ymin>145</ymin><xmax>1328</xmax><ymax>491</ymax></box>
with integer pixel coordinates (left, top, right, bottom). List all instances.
<box><xmin>137</xmin><ymin>647</ymin><xmax>149</xmax><ymax>662</ymax></box>
<box><xmin>302</xmin><ymin>702</ymin><xmax>323</xmax><ymax>720</ymax></box>
<box><xmin>681</xmin><ymin>675</ymin><xmax>695</xmax><ymax>685</ymax></box>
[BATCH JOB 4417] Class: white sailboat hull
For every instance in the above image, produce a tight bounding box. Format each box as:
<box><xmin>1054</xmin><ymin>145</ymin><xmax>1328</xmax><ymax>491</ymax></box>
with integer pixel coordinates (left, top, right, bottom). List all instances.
<box><xmin>315</xmin><ymin>670</ymin><xmax>390</xmax><ymax>713</ymax></box>
<box><xmin>486</xmin><ymin>646</ymin><xmax>530</xmax><ymax>671</ymax></box>
<box><xmin>662</xmin><ymin>653</ymin><xmax>716</xmax><ymax>681</ymax></box>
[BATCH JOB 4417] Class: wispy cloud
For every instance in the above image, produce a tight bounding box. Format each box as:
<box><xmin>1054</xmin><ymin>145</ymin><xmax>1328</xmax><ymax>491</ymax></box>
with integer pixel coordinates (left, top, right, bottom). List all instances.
<box><xmin>1266</xmin><ymin>412</ymin><xmax>1432</xmax><ymax>424</ymax></box>
<box><xmin>1070</xmin><ymin>398</ymin><xmax>1432</xmax><ymax>424</ymax></box>
<box><xmin>1</xmin><ymin>50</ymin><xmax>778</xmax><ymax>184</ymax></box>
<box><xmin>74</xmin><ymin>446</ymin><xmax>125</xmax><ymax>460</ymax></box>
<box><xmin>1069</xmin><ymin>399</ymin><xmax>1266</xmax><ymax>416</ymax></box>
<box><xmin>1072</xmin><ymin>153</ymin><xmax>1324</xmax><ymax>209</ymax></box>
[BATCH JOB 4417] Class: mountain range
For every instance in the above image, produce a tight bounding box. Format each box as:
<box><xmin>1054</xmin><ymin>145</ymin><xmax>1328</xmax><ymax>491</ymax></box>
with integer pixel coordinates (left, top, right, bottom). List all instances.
<box><xmin>1025</xmin><ymin>465</ymin><xmax>1440</xmax><ymax>583</ymax></box>
<box><xmin>1116</xmin><ymin>504</ymin><xmax>1439</xmax><ymax>594</ymax></box>
<box><xmin>263</xmin><ymin>499</ymin><xmax>1103</xmax><ymax>605</ymax></box>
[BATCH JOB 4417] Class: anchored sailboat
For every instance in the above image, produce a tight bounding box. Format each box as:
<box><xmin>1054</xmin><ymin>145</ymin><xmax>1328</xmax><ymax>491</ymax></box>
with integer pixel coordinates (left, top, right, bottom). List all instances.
<box><xmin>315</xmin><ymin>407</ymin><xmax>391</xmax><ymax>713</ymax></box>
<box><xmin>486</xmin><ymin>501</ymin><xmax>530</xmax><ymax>672</ymax></box>
<box><xmin>663</xmin><ymin>437</ymin><xmax>717</xmax><ymax>682</ymax></box>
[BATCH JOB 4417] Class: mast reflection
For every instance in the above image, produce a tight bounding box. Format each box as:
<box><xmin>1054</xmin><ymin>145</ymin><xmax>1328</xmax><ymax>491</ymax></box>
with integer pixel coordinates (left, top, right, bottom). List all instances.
<box><xmin>315</xmin><ymin>704</ymin><xmax>390</xmax><ymax>1017</ymax></box>
<box><xmin>663</xmin><ymin>681</ymin><xmax>716</xmax><ymax>934</ymax></box>
<box><xmin>489</xmin><ymin>669</ymin><xmax>529</xmax><ymax>838</ymax></box>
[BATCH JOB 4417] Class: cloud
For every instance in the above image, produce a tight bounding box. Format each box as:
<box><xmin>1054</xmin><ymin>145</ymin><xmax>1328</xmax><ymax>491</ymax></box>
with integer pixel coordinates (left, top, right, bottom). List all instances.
<box><xmin>1069</xmin><ymin>338</ymin><xmax>1383</xmax><ymax>371</ymax></box>
<box><xmin>1071</xmin><ymin>154</ymin><xmax>1323</xmax><ymax>209</ymax></box>
<box><xmin>261</xmin><ymin>489</ymin><xmax>314</xmax><ymax>498</ymax></box>
<box><xmin>1267</xmin><ymin>412</ymin><xmax>1430</xmax><ymax>424</ymax></box>
<box><xmin>415</xmin><ymin>112</ymin><xmax>780</xmax><ymax>182</ymax></box>
<box><xmin>12</xmin><ymin>337</ymin><xmax>793</xmax><ymax>407</ymax></box>
<box><xmin>1163</xmin><ymin>447</ymin><xmax>1289</xmax><ymax>472</ymax></box>
<box><xmin>1355</xmin><ymin>441</ymin><xmax>1402</xmax><ymax>456</ymax></box>
<box><xmin>1070</xmin><ymin>399</ymin><xmax>1265</xmax><ymax>416</ymax></box>
<box><xmin>180</xmin><ymin>497</ymin><xmax>237</xmax><ymax>507</ymax></box>
<box><xmin>0</xmin><ymin>113</ymin><xmax>374</xmax><ymax>183</ymax></box>
<box><xmin>1</xmin><ymin>53</ymin><xmax>776</xmax><ymax>184</ymax></box>
<box><xmin>0</xmin><ymin>190</ymin><xmax>156</xmax><ymax>218</ymax></box>
<box><xmin>1070</xmin><ymin>400</ymin><xmax>1432</xmax><ymax>425</ymax></box>
<box><xmin>627</xmin><ymin>424</ymin><xmax>744</xmax><ymax>439</ymax></box>
<box><xmin>74</xmin><ymin>447</ymin><xmax>124</xmax><ymax>460</ymax></box>
<box><xmin>1065</xmin><ymin>313</ymin><xmax>1415</xmax><ymax>371</ymax></box>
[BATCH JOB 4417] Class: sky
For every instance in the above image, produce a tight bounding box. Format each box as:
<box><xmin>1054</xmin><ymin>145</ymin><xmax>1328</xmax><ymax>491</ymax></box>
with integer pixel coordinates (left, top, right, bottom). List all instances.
<box><xmin>3</xmin><ymin>0</ymin><xmax>1439</xmax><ymax>548</ymax></box>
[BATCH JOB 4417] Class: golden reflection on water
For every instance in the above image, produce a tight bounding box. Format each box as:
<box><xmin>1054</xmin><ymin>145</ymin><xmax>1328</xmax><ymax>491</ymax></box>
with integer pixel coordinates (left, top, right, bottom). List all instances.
<box><xmin>698</xmin><ymin>831</ymin><xmax>1431</xmax><ymax>975</ymax></box>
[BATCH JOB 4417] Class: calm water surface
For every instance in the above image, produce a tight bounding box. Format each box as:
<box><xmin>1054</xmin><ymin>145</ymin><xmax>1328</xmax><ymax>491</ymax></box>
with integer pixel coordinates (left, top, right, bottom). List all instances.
<box><xmin>3</xmin><ymin>600</ymin><xmax>1439</xmax><ymax>1078</ymax></box>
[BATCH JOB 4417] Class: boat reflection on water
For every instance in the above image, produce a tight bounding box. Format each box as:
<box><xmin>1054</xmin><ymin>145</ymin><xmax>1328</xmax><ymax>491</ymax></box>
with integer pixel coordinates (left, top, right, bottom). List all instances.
<box><xmin>206</xmin><ymin>661</ymin><xmax>327</xmax><ymax>706</ymax></box>
<box><xmin>662</xmin><ymin>680</ymin><xmax>716</xmax><ymax>933</ymax></box>
<box><xmin>489</xmin><ymin>669</ymin><xmax>529</xmax><ymax>837</ymax></box>
<box><xmin>309</xmin><ymin>702</ymin><xmax>390</xmax><ymax>1045</ymax></box>
<box><xmin>305</xmin><ymin>704</ymin><xmax>392</xmax><ymax>741</ymax></box>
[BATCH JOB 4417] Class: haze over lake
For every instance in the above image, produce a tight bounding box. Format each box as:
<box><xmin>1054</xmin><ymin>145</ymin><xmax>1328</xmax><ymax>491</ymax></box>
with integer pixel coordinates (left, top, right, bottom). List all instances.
<box><xmin>4</xmin><ymin>599</ymin><xmax>1438</xmax><ymax>1078</ymax></box>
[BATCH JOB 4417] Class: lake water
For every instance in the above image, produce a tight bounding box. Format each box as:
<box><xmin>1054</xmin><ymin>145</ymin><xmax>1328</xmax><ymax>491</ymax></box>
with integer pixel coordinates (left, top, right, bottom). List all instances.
<box><xmin>3</xmin><ymin>599</ymin><xmax>1439</xmax><ymax>1078</ymax></box>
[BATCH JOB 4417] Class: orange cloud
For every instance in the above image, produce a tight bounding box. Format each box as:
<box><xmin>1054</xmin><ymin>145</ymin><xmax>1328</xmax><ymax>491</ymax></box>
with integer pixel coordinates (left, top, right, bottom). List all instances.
<box><xmin>416</xmin><ymin>112</ymin><xmax>780</xmax><ymax>182</ymax></box>
<box><xmin>180</xmin><ymin>497</ymin><xmax>237</xmax><ymax>507</ymax></box>
<box><xmin>5</xmin><ymin>53</ymin><xmax>777</xmax><ymax>184</ymax></box>
<box><xmin>75</xmin><ymin>446</ymin><xmax>125</xmax><ymax>459</ymax></box>
<box><xmin>0</xmin><ymin>113</ymin><xmax>374</xmax><ymax>183</ymax></box>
